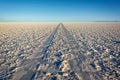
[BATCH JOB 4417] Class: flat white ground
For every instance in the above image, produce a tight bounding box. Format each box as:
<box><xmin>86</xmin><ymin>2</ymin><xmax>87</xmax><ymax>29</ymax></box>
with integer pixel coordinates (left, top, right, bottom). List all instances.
<box><xmin>0</xmin><ymin>22</ymin><xmax>120</xmax><ymax>80</ymax></box>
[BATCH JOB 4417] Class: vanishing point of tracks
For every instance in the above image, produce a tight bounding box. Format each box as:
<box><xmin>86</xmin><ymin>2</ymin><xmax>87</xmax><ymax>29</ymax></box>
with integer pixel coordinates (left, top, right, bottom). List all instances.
<box><xmin>32</xmin><ymin>23</ymin><xmax>91</xmax><ymax>80</ymax></box>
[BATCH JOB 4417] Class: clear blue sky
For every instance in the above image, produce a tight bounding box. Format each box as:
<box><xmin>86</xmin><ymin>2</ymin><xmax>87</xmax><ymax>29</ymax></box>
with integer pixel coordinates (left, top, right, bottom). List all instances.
<box><xmin>0</xmin><ymin>0</ymin><xmax>120</xmax><ymax>22</ymax></box>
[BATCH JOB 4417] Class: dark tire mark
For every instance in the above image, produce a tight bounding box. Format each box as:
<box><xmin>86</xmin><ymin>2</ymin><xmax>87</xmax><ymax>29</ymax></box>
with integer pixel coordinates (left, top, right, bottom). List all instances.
<box><xmin>31</xmin><ymin>23</ymin><xmax>60</xmax><ymax>80</ymax></box>
<box><xmin>61</xmin><ymin>23</ymin><xmax>91</xmax><ymax>80</ymax></box>
<box><xmin>41</xmin><ymin>23</ymin><xmax>60</xmax><ymax>59</ymax></box>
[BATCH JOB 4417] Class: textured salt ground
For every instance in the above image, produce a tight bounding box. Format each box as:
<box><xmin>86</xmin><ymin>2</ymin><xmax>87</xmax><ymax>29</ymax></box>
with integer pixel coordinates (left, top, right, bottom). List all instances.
<box><xmin>0</xmin><ymin>22</ymin><xmax>120</xmax><ymax>80</ymax></box>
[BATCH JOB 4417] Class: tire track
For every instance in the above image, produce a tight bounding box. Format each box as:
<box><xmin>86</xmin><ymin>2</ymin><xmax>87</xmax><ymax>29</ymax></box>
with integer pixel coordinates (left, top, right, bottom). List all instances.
<box><xmin>61</xmin><ymin>23</ymin><xmax>91</xmax><ymax>80</ymax></box>
<box><xmin>41</xmin><ymin>23</ymin><xmax>60</xmax><ymax>61</ymax></box>
<box><xmin>31</xmin><ymin>23</ymin><xmax>60</xmax><ymax>80</ymax></box>
<box><xmin>32</xmin><ymin>23</ymin><xmax>100</xmax><ymax>80</ymax></box>
<box><xmin>44</xmin><ymin>23</ymin><xmax>60</xmax><ymax>48</ymax></box>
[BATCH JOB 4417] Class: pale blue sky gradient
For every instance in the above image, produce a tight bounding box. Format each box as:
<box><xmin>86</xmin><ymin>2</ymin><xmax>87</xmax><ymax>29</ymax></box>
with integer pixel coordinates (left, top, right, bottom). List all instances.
<box><xmin>0</xmin><ymin>0</ymin><xmax>120</xmax><ymax>22</ymax></box>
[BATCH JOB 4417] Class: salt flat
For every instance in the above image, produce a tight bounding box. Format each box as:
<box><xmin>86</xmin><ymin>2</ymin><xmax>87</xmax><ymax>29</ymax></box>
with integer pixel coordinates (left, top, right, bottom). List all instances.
<box><xmin>0</xmin><ymin>22</ymin><xmax>120</xmax><ymax>80</ymax></box>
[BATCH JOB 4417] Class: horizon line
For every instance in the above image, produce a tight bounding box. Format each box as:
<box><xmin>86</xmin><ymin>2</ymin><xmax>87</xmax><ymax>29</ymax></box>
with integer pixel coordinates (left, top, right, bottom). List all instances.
<box><xmin>0</xmin><ymin>21</ymin><xmax>120</xmax><ymax>22</ymax></box>
<box><xmin>0</xmin><ymin>21</ymin><xmax>120</xmax><ymax>23</ymax></box>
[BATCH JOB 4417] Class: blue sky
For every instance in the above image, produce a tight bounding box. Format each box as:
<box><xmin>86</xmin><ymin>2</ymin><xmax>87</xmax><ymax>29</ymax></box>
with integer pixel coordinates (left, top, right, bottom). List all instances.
<box><xmin>0</xmin><ymin>0</ymin><xmax>120</xmax><ymax>22</ymax></box>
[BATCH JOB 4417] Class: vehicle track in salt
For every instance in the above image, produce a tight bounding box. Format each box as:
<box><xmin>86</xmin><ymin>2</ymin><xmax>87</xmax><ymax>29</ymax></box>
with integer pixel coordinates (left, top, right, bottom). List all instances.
<box><xmin>33</xmin><ymin>23</ymin><xmax>94</xmax><ymax>80</ymax></box>
<box><xmin>61</xmin><ymin>23</ymin><xmax>91</xmax><ymax>80</ymax></box>
<box><xmin>14</xmin><ymin>23</ymin><xmax>60</xmax><ymax>80</ymax></box>
<box><xmin>20</xmin><ymin>23</ymin><xmax>101</xmax><ymax>80</ymax></box>
<box><xmin>31</xmin><ymin>23</ymin><xmax>60</xmax><ymax>80</ymax></box>
<box><xmin>34</xmin><ymin>23</ymin><xmax>91</xmax><ymax>80</ymax></box>
<box><xmin>40</xmin><ymin>23</ymin><xmax>60</xmax><ymax>61</ymax></box>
